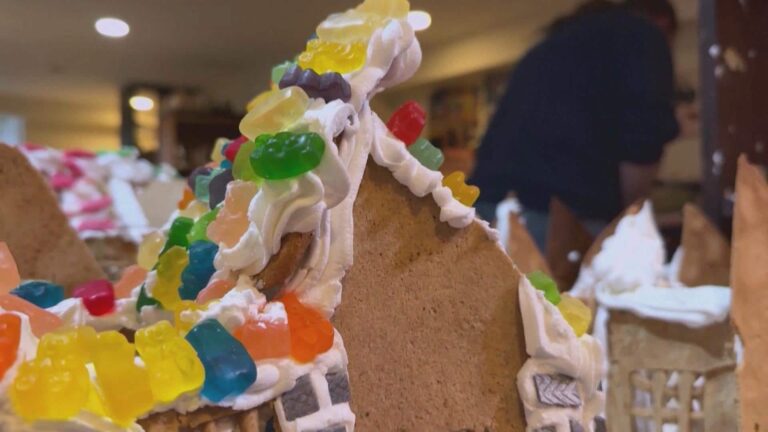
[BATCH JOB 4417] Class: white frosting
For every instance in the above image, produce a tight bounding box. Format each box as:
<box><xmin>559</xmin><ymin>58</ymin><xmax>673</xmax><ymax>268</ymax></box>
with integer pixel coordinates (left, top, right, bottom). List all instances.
<box><xmin>47</xmin><ymin>298</ymin><xmax>139</xmax><ymax>332</ymax></box>
<box><xmin>180</xmin><ymin>276</ymin><xmax>266</xmax><ymax>332</ymax></box>
<box><xmin>494</xmin><ymin>197</ymin><xmax>523</xmax><ymax>253</ymax></box>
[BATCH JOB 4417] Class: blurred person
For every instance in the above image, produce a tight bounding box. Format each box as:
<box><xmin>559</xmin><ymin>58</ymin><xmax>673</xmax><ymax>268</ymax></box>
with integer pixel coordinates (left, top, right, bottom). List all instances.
<box><xmin>472</xmin><ymin>0</ymin><xmax>680</xmax><ymax>249</ymax></box>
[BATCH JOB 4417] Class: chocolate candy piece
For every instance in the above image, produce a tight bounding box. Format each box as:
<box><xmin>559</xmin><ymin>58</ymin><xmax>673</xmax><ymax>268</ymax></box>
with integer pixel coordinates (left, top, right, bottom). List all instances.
<box><xmin>279</xmin><ymin>65</ymin><xmax>351</xmax><ymax>103</ymax></box>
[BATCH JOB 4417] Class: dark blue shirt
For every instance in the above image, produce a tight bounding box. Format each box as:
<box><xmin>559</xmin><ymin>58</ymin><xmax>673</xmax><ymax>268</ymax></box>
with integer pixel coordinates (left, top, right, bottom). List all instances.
<box><xmin>471</xmin><ymin>9</ymin><xmax>679</xmax><ymax>220</ymax></box>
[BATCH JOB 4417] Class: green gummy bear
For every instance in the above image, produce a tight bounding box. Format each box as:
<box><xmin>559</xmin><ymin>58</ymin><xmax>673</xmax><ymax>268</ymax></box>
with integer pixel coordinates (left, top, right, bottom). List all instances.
<box><xmin>408</xmin><ymin>138</ymin><xmax>444</xmax><ymax>171</ymax></box>
<box><xmin>136</xmin><ymin>285</ymin><xmax>160</xmax><ymax>312</ymax></box>
<box><xmin>249</xmin><ymin>132</ymin><xmax>326</xmax><ymax>180</ymax></box>
<box><xmin>233</xmin><ymin>140</ymin><xmax>262</xmax><ymax>182</ymax></box>
<box><xmin>162</xmin><ymin>217</ymin><xmax>194</xmax><ymax>254</ymax></box>
<box><xmin>526</xmin><ymin>271</ymin><xmax>561</xmax><ymax>305</ymax></box>
<box><xmin>271</xmin><ymin>61</ymin><xmax>295</xmax><ymax>85</ymax></box>
<box><xmin>187</xmin><ymin>208</ymin><xmax>220</xmax><ymax>244</ymax></box>
<box><xmin>194</xmin><ymin>169</ymin><xmax>221</xmax><ymax>204</ymax></box>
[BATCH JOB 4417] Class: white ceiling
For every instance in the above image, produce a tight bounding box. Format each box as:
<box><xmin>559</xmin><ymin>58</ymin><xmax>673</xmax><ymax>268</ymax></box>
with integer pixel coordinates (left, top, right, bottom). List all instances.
<box><xmin>0</xmin><ymin>0</ymin><xmax>697</xmax><ymax>109</ymax></box>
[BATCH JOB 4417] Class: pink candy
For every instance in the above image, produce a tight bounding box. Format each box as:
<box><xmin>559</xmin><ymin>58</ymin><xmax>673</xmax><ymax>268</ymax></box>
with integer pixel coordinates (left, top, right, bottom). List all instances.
<box><xmin>77</xmin><ymin>219</ymin><xmax>116</xmax><ymax>232</ymax></box>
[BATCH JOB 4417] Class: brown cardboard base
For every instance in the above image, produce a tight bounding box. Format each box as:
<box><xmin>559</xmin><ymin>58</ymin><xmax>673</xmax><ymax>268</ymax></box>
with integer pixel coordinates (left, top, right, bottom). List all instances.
<box><xmin>678</xmin><ymin>203</ymin><xmax>730</xmax><ymax>287</ymax></box>
<box><xmin>546</xmin><ymin>197</ymin><xmax>593</xmax><ymax>290</ymax></box>
<box><xmin>335</xmin><ymin>162</ymin><xmax>527</xmax><ymax>431</ymax></box>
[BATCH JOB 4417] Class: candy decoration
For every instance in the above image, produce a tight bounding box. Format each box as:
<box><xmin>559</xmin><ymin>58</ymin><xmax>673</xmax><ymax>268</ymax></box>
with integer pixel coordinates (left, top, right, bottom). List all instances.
<box><xmin>0</xmin><ymin>313</ymin><xmax>21</xmax><ymax>380</ymax></box>
<box><xmin>177</xmin><ymin>187</ymin><xmax>195</xmax><ymax>211</ymax></box>
<box><xmin>233</xmin><ymin>139</ymin><xmax>261</xmax><ymax>182</ymax></box>
<box><xmin>271</xmin><ymin>61</ymin><xmax>296</xmax><ymax>86</ymax></box>
<box><xmin>137</xmin><ymin>232</ymin><xmax>166</xmax><ymax>270</ymax></box>
<box><xmin>386</xmin><ymin>101</ymin><xmax>426</xmax><ymax>146</ymax></box>
<box><xmin>185</xmin><ymin>319</ymin><xmax>257</xmax><ymax>402</ymax></box>
<box><xmin>239</xmin><ymin>87</ymin><xmax>310</xmax><ymax>141</ymax></box>
<box><xmin>173</xmin><ymin>301</ymin><xmax>204</xmax><ymax>334</ymax></box>
<box><xmin>207</xmin><ymin>181</ymin><xmax>257</xmax><ymax>249</ymax></box>
<box><xmin>557</xmin><ymin>295</ymin><xmax>592</xmax><ymax>337</ymax></box>
<box><xmin>152</xmin><ymin>246</ymin><xmax>189</xmax><ymax>310</ymax></box>
<box><xmin>196</xmin><ymin>279</ymin><xmax>236</xmax><ymax>305</ymax></box>
<box><xmin>163</xmin><ymin>217</ymin><xmax>195</xmax><ymax>253</ymax></box>
<box><xmin>179</xmin><ymin>200</ymin><xmax>209</xmax><ymax>220</ymax></box>
<box><xmin>249</xmin><ymin>132</ymin><xmax>326</xmax><ymax>180</ymax></box>
<box><xmin>0</xmin><ymin>295</ymin><xmax>62</xmax><ymax>337</ymax></box>
<box><xmin>0</xmin><ymin>242</ymin><xmax>21</xmax><ymax>293</ymax></box>
<box><xmin>188</xmin><ymin>208</ymin><xmax>220</xmax><ymax>244</ymax></box>
<box><xmin>234</xmin><ymin>303</ymin><xmax>291</xmax><ymax>361</ymax></box>
<box><xmin>297</xmin><ymin>39</ymin><xmax>366</xmax><ymax>75</ymax></box>
<box><xmin>72</xmin><ymin>279</ymin><xmax>116</xmax><ymax>316</ymax></box>
<box><xmin>194</xmin><ymin>169</ymin><xmax>221</xmax><ymax>204</ymax></box>
<box><xmin>356</xmin><ymin>0</ymin><xmax>410</xmax><ymax>18</ymax></box>
<box><xmin>211</xmin><ymin>138</ymin><xmax>228</xmax><ymax>164</ymax></box>
<box><xmin>278</xmin><ymin>65</ymin><xmax>352</xmax><ymax>103</ymax></box>
<box><xmin>91</xmin><ymin>331</ymin><xmax>155</xmax><ymax>425</ymax></box>
<box><xmin>11</xmin><ymin>281</ymin><xmax>65</xmax><ymax>308</ymax></box>
<box><xmin>208</xmin><ymin>169</ymin><xmax>234</xmax><ymax>209</ymax></box>
<box><xmin>526</xmin><ymin>271</ymin><xmax>561</xmax><ymax>305</ymax></box>
<box><xmin>188</xmin><ymin>166</ymin><xmax>213</xmax><ymax>191</ymax></box>
<box><xmin>179</xmin><ymin>241</ymin><xmax>219</xmax><ymax>301</ymax></box>
<box><xmin>224</xmin><ymin>136</ymin><xmax>248</xmax><ymax>162</ymax></box>
<box><xmin>281</xmin><ymin>293</ymin><xmax>334</xmax><ymax>363</ymax></box>
<box><xmin>135</xmin><ymin>321</ymin><xmax>205</xmax><ymax>403</ymax></box>
<box><xmin>316</xmin><ymin>10</ymin><xmax>384</xmax><ymax>43</ymax></box>
<box><xmin>136</xmin><ymin>285</ymin><xmax>160</xmax><ymax>312</ymax></box>
<box><xmin>408</xmin><ymin>138</ymin><xmax>444</xmax><ymax>171</ymax></box>
<box><xmin>442</xmin><ymin>171</ymin><xmax>480</xmax><ymax>207</ymax></box>
<box><xmin>114</xmin><ymin>265</ymin><xmax>148</xmax><ymax>299</ymax></box>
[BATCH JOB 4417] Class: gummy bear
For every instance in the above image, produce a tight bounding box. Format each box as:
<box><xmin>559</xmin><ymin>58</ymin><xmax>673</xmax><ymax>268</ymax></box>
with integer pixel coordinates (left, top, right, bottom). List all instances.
<box><xmin>249</xmin><ymin>132</ymin><xmax>326</xmax><ymax>180</ymax></box>
<box><xmin>152</xmin><ymin>246</ymin><xmax>189</xmax><ymax>310</ymax></box>
<box><xmin>557</xmin><ymin>295</ymin><xmax>592</xmax><ymax>337</ymax></box>
<box><xmin>408</xmin><ymin>138</ymin><xmax>444</xmax><ymax>171</ymax></box>
<box><xmin>0</xmin><ymin>242</ymin><xmax>21</xmax><ymax>293</ymax></box>
<box><xmin>279</xmin><ymin>65</ymin><xmax>352</xmax><ymax>103</ymax></box>
<box><xmin>233</xmin><ymin>139</ymin><xmax>262</xmax><ymax>182</ymax></box>
<box><xmin>316</xmin><ymin>10</ymin><xmax>385</xmax><ymax>43</ymax></box>
<box><xmin>239</xmin><ymin>87</ymin><xmax>310</xmax><ymax>141</ymax></box>
<box><xmin>0</xmin><ymin>294</ymin><xmax>62</xmax><ymax>337</ymax></box>
<box><xmin>91</xmin><ymin>331</ymin><xmax>154</xmax><ymax>425</ymax></box>
<box><xmin>185</xmin><ymin>319</ymin><xmax>257</xmax><ymax>402</ymax></box>
<box><xmin>10</xmin><ymin>327</ymin><xmax>95</xmax><ymax>421</ymax></box>
<box><xmin>356</xmin><ymin>0</ymin><xmax>410</xmax><ymax>18</ymax></box>
<box><xmin>280</xmin><ymin>293</ymin><xmax>334</xmax><ymax>363</ymax></box>
<box><xmin>72</xmin><ymin>279</ymin><xmax>116</xmax><ymax>316</ymax></box>
<box><xmin>196</xmin><ymin>279</ymin><xmax>236</xmax><ymax>305</ymax></box>
<box><xmin>173</xmin><ymin>300</ymin><xmax>205</xmax><ymax>334</ymax></box>
<box><xmin>11</xmin><ymin>281</ymin><xmax>64</xmax><ymax>308</ymax></box>
<box><xmin>208</xmin><ymin>169</ymin><xmax>234</xmax><ymax>209</ymax></box>
<box><xmin>224</xmin><ymin>136</ymin><xmax>248</xmax><ymax>163</ymax></box>
<box><xmin>0</xmin><ymin>313</ymin><xmax>21</xmax><ymax>380</ymax></box>
<box><xmin>526</xmin><ymin>271</ymin><xmax>561</xmax><ymax>305</ymax></box>
<box><xmin>271</xmin><ymin>61</ymin><xmax>296</xmax><ymax>86</ymax></box>
<box><xmin>297</xmin><ymin>39</ymin><xmax>366</xmax><ymax>75</ymax></box>
<box><xmin>114</xmin><ymin>265</ymin><xmax>148</xmax><ymax>299</ymax></box>
<box><xmin>138</xmin><ymin>231</ymin><xmax>166</xmax><ymax>270</ymax></box>
<box><xmin>234</xmin><ymin>303</ymin><xmax>291</xmax><ymax>361</ymax></box>
<box><xmin>442</xmin><ymin>171</ymin><xmax>480</xmax><ymax>207</ymax></box>
<box><xmin>135</xmin><ymin>321</ymin><xmax>205</xmax><ymax>403</ymax></box>
<box><xmin>195</xmin><ymin>169</ymin><xmax>222</xmax><ymax>205</ymax></box>
<box><xmin>162</xmin><ymin>217</ymin><xmax>195</xmax><ymax>254</ymax></box>
<box><xmin>211</xmin><ymin>138</ymin><xmax>228</xmax><ymax>164</ymax></box>
<box><xmin>179</xmin><ymin>200</ymin><xmax>209</xmax><ymax>220</ymax></box>
<box><xmin>188</xmin><ymin>208</ymin><xmax>220</xmax><ymax>244</ymax></box>
<box><xmin>387</xmin><ymin>101</ymin><xmax>426</xmax><ymax>146</ymax></box>
<box><xmin>136</xmin><ymin>285</ymin><xmax>160</xmax><ymax>313</ymax></box>
<box><xmin>177</xmin><ymin>187</ymin><xmax>195</xmax><ymax>211</ymax></box>
<box><xmin>179</xmin><ymin>241</ymin><xmax>219</xmax><ymax>301</ymax></box>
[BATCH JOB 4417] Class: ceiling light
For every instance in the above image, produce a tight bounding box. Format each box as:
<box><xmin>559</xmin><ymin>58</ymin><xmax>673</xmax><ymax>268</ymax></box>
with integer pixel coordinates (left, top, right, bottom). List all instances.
<box><xmin>407</xmin><ymin>11</ymin><xmax>432</xmax><ymax>31</ymax></box>
<box><xmin>95</xmin><ymin>17</ymin><xmax>130</xmax><ymax>38</ymax></box>
<box><xmin>129</xmin><ymin>96</ymin><xmax>154</xmax><ymax>112</ymax></box>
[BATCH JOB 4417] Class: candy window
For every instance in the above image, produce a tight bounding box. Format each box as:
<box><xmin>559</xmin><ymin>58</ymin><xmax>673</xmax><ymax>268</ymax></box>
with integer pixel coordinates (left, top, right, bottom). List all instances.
<box><xmin>629</xmin><ymin>369</ymin><xmax>705</xmax><ymax>432</ymax></box>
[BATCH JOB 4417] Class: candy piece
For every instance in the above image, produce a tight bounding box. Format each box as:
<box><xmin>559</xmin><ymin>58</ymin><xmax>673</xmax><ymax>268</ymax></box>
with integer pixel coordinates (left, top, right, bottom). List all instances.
<box><xmin>138</xmin><ymin>232</ymin><xmax>166</xmax><ymax>270</ymax></box>
<box><xmin>173</xmin><ymin>300</ymin><xmax>204</xmax><ymax>334</ymax></box>
<box><xmin>136</xmin><ymin>285</ymin><xmax>160</xmax><ymax>312</ymax></box>
<box><xmin>271</xmin><ymin>61</ymin><xmax>296</xmax><ymax>86</ymax></box>
<box><xmin>557</xmin><ymin>295</ymin><xmax>592</xmax><ymax>337</ymax></box>
<box><xmin>279</xmin><ymin>65</ymin><xmax>351</xmax><ymax>103</ymax></box>
<box><xmin>408</xmin><ymin>138</ymin><xmax>444</xmax><ymax>171</ymax></box>
<box><xmin>80</xmin><ymin>196</ymin><xmax>112</xmax><ymax>213</ymax></box>
<box><xmin>239</xmin><ymin>87</ymin><xmax>310</xmax><ymax>140</ymax></box>
<box><xmin>208</xmin><ymin>169</ymin><xmax>234</xmax><ymax>209</ymax></box>
<box><xmin>234</xmin><ymin>303</ymin><xmax>291</xmax><ymax>361</ymax></box>
<box><xmin>195</xmin><ymin>169</ymin><xmax>221</xmax><ymax>204</ymax></box>
<box><xmin>179</xmin><ymin>241</ymin><xmax>219</xmax><ymax>301</ymax></box>
<box><xmin>196</xmin><ymin>279</ymin><xmax>236</xmax><ymax>304</ymax></box>
<box><xmin>135</xmin><ymin>321</ymin><xmax>205</xmax><ymax>402</ymax></box>
<box><xmin>316</xmin><ymin>10</ymin><xmax>384</xmax><ymax>43</ymax></box>
<box><xmin>0</xmin><ymin>313</ymin><xmax>21</xmax><ymax>380</ymax></box>
<box><xmin>356</xmin><ymin>0</ymin><xmax>410</xmax><ymax>18</ymax></box>
<box><xmin>387</xmin><ymin>101</ymin><xmax>426</xmax><ymax>146</ymax></box>
<box><xmin>0</xmin><ymin>295</ymin><xmax>62</xmax><ymax>337</ymax></box>
<box><xmin>249</xmin><ymin>132</ymin><xmax>326</xmax><ymax>180</ymax></box>
<box><xmin>297</xmin><ymin>39</ymin><xmax>366</xmax><ymax>75</ymax></box>
<box><xmin>211</xmin><ymin>138</ymin><xmax>228</xmax><ymax>164</ymax></box>
<box><xmin>91</xmin><ymin>331</ymin><xmax>154</xmax><ymax>425</ymax></box>
<box><xmin>11</xmin><ymin>281</ymin><xmax>64</xmax><ymax>308</ymax></box>
<box><xmin>526</xmin><ymin>271</ymin><xmax>561</xmax><ymax>305</ymax></box>
<box><xmin>188</xmin><ymin>166</ymin><xmax>213</xmax><ymax>191</ymax></box>
<box><xmin>177</xmin><ymin>187</ymin><xmax>195</xmax><ymax>210</ymax></box>
<box><xmin>73</xmin><ymin>279</ymin><xmax>116</xmax><ymax>316</ymax></box>
<box><xmin>224</xmin><ymin>136</ymin><xmax>248</xmax><ymax>162</ymax></box>
<box><xmin>233</xmin><ymin>139</ymin><xmax>262</xmax><ymax>182</ymax></box>
<box><xmin>442</xmin><ymin>171</ymin><xmax>480</xmax><ymax>207</ymax></box>
<box><xmin>280</xmin><ymin>293</ymin><xmax>334</xmax><ymax>363</ymax></box>
<box><xmin>179</xmin><ymin>200</ymin><xmax>209</xmax><ymax>220</ymax></box>
<box><xmin>0</xmin><ymin>242</ymin><xmax>21</xmax><ymax>293</ymax></box>
<box><xmin>114</xmin><ymin>265</ymin><xmax>148</xmax><ymax>299</ymax></box>
<box><xmin>162</xmin><ymin>217</ymin><xmax>195</xmax><ymax>253</ymax></box>
<box><xmin>188</xmin><ymin>208</ymin><xmax>220</xmax><ymax>244</ymax></box>
<box><xmin>152</xmin><ymin>246</ymin><xmax>189</xmax><ymax>310</ymax></box>
<box><xmin>185</xmin><ymin>319</ymin><xmax>257</xmax><ymax>402</ymax></box>
<box><xmin>10</xmin><ymin>328</ymin><xmax>95</xmax><ymax>421</ymax></box>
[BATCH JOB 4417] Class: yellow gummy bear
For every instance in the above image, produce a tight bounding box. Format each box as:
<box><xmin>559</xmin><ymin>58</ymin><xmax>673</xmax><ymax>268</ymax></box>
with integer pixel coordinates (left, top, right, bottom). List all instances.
<box><xmin>173</xmin><ymin>300</ymin><xmax>205</xmax><ymax>335</ymax></box>
<box><xmin>10</xmin><ymin>327</ymin><xmax>96</xmax><ymax>421</ymax></box>
<box><xmin>442</xmin><ymin>171</ymin><xmax>480</xmax><ymax>207</ymax></box>
<box><xmin>135</xmin><ymin>321</ymin><xmax>205</xmax><ymax>403</ymax></box>
<box><xmin>152</xmin><ymin>246</ymin><xmax>189</xmax><ymax>310</ymax></box>
<box><xmin>211</xmin><ymin>138</ymin><xmax>228</xmax><ymax>164</ymax></box>
<box><xmin>557</xmin><ymin>295</ymin><xmax>593</xmax><ymax>337</ymax></box>
<box><xmin>137</xmin><ymin>231</ymin><xmax>166</xmax><ymax>271</ymax></box>
<box><xmin>240</xmin><ymin>87</ymin><xmax>310</xmax><ymax>140</ymax></box>
<box><xmin>298</xmin><ymin>39</ymin><xmax>367</xmax><ymax>75</ymax></box>
<box><xmin>316</xmin><ymin>11</ymin><xmax>385</xmax><ymax>43</ymax></box>
<box><xmin>179</xmin><ymin>200</ymin><xmax>209</xmax><ymax>220</ymax></box>
<box><xmin>356</xmin><ymin>0</ymin><xmax>410</xmax><ymax>18</ymax></box>
<box><xmin>91</xmin><ymin>331</ymin><xmax>154</xmax><ymax>426</ymax></box>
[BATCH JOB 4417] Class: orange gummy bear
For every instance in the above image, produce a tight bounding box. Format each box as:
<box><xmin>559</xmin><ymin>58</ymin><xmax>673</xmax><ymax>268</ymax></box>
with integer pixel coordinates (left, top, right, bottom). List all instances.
<box><xmin>114</xmin><ymin>265</ymin><xmax>148</xmax><ymax>299</ymax></box>
<box><xmin>207</xmin><ymin>181</ymin><xmax>258</xmax><ymax>248</ymax></box>
<box><xmin>0</xmin><ymin>242</ymin><xmax>21</xmax><ymax>293</ymax></box>
<box><xmin>234</xmin><ymin>304</ymin><xmax>291</xmax><ymax>361</ymax></box>
<box><xmin>195</xmin><ymin>279</ymin><xmax>236</xmax><ymax>305</ymax></box>
<box><xmin>177</xmin><ymin>187</ymin><xmax>195</xmax><ymax>211</ymax></box>
<box><xmin>280</xmin><ymin>293</ymin><xmax>334</xmax><ymax>363</ymax></box>
<box><xmin>0</xmin><ymin>295</ymin><xmax>62</xmax><ymax>337</ymax></box>
<box><xmin>0</xmin><ymin>313</ymin><xmax>21</xmax><ymax>380</ymax></box>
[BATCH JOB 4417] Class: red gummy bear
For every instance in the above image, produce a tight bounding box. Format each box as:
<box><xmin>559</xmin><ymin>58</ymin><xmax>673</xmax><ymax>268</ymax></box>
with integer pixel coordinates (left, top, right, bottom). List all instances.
<box><xmin>224</xmin><ymin>136</ymin><xmax>249</xmax><ymax>162</ymax></box>
<box><xmin>386</xmin><ymin>101</ymin><xmax>426</xmax><ymax>147</ymax></box>
<box><xmin>72</xmin><ymin>279</ymin><xmax>115</xmax><ymax>316</ymax></box>
<box><xmin>0</xmin><ymin>313</ymin><xmax>21</xmax><ymax>380</ymax></box>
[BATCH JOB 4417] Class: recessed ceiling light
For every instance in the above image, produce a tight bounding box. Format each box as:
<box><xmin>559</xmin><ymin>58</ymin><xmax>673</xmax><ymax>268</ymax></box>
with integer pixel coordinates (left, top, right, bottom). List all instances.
<box><xmin>129</xmin><ymin>96</ymin><xmax>154</xmax><ymax>111</ymax></box>
<box><xmin>407</xmin><ymin>11</ymin><xmax>432</xmax><ymax>32</ymax></box>
<box><xmin>95</xmin><ymin>17</ymin><xmax>130</xmax><ymax>38</ymax></box>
